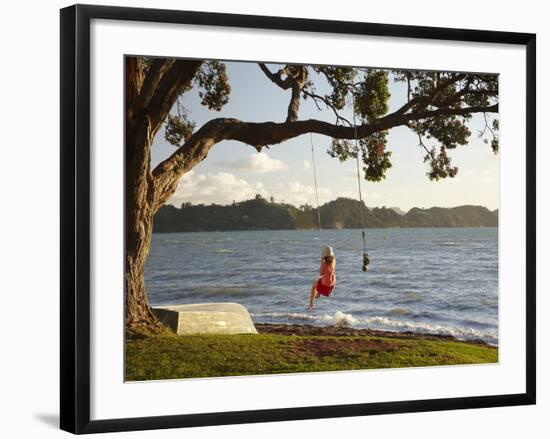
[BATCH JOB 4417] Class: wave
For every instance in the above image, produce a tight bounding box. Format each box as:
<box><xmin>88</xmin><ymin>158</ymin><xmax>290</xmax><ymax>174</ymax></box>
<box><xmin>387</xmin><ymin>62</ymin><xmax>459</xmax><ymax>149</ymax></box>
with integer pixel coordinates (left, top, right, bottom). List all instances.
<box><xmin>387</xmin><ymin>307</ymin><xmax>410</xmax><ymax>316</ymax></box>
<box><xmin>194</xmin><ymin>284</ymin><xmax>266</xmax><ymax>296</ymax></box>
<box><xmin>433</xmin><ymin>240</ymin><xmax>463</xmax><ymax>246</ymax></box>
<box><xmin>251</xmin><ymin>311</ymin><xmax>329</xmax><ymax>323</ymax></box>
<box><xmin>251</xmin><ymin>311</ymin><xmax>498</xmax><ymax>345</ymax></box>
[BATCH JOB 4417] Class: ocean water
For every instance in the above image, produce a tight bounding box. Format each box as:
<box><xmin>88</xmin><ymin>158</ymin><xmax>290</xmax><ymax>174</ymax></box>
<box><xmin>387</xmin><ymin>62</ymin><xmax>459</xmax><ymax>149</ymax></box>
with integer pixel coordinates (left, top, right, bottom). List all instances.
<box><xmin>145</xmin><ymin>228</ymin><xmax>498</xmax><ymax>345</ymax></box>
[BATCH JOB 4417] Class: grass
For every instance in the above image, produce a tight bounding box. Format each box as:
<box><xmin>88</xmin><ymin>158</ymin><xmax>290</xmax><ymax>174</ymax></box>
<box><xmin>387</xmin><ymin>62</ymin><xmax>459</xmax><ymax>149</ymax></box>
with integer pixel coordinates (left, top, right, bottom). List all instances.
<box><xmin>125</xmin><ymin>332</ymin><xmax>498</xmax><ymax>381</ymax></box>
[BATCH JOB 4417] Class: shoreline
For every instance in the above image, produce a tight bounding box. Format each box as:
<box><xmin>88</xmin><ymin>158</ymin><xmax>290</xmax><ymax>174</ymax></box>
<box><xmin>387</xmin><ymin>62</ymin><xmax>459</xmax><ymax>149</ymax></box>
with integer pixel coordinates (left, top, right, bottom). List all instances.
<box><xmin>126</xmin><ymin>322</ymin><xmax>498</xmax><ymax>380</ymax></box>
<box><xmin>255</xmin><ymin>322</ymin><xmax>496</xmax><ymax>347</ymax></box>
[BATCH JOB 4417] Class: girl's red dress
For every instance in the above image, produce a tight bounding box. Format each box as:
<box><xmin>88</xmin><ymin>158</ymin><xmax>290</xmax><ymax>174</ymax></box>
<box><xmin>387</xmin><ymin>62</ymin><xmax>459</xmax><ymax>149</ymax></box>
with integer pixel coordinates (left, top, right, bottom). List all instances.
<box><xmin>317</xmin><ymin>261</ymin><xmax>335</xmax><ymax>296</ymax></box>
<box><xmin>316</xmin><ymin>279</ymin><xmax>334</xmax><ymax>296</ymax></box>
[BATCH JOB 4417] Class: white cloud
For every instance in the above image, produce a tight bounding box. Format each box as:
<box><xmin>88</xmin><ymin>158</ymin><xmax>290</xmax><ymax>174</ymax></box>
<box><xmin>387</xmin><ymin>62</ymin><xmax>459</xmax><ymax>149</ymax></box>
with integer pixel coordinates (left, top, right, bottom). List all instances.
<box><xmin>338</xmin><ymin>190</ymin><xmax>357</xmax><ymax>199</ymax></box>
<box><xmin>275</xmin><ymin>181</ymin><xmax>332</xmax><ymax>206</ymax></box>
<box><xmin>303</xmin><ymin>160</ymin><xmax>311</xmax><ymax>170</ymax></box>
<box><xmin>366</xmin><ymin>192</ymin><xmax>384</xmax><ymax>200</ymax></box>
<box><xmin>169</xmin><ymin>170</ymin><xmax>267</xmax><ymax>206</ymax></box>
<box><xmin>168</xmin><ymin>172</ymin><xmax>342</xmax><ymax>208</ymax></box>
<box><xmin>218</xmin><ymin>152</ymin><xmax>288</xmax><ymax>173</ymax></box>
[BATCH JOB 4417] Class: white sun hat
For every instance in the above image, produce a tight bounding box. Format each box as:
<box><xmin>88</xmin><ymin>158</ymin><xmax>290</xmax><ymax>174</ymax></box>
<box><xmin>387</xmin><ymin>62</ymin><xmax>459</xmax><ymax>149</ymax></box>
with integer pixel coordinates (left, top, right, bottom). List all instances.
<box><xmin>322</xmin><ymin>246</ymin><xmax>334</xmax><ymax>257</ymax></box>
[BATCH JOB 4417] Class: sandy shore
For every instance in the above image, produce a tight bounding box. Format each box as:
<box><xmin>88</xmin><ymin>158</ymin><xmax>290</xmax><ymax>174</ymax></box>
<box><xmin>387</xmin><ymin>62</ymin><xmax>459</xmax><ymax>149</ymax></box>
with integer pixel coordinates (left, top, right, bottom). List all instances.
<box><xmin>255</xmin><ymin>323</ymin><xmax>494</xmax><ymax>346</ymax></box>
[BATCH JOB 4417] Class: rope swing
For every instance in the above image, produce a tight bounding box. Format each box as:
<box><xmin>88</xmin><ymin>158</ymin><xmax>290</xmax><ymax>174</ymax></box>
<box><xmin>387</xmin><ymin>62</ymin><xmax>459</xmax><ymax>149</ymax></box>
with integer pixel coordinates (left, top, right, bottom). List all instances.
<box><xmin>352</xmin><ymin>97</ymin><xmax>371</xmax><ymax>272</ymax></box>
<box><xmin>310</xmin><ymin>133</ymin><xmax>322</xmax><ymax>232</ymax></box>
<box><xmin>309</xmin><ymin>96</ymin><xmax>371</xmax><ymax>273</ymax></box>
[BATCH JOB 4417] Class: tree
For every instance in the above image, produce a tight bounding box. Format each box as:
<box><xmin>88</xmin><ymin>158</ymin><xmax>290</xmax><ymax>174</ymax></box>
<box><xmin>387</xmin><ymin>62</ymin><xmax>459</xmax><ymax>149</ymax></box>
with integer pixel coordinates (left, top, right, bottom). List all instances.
<box><xmin>125</xmin><ymin>57</ymin><xmax>498</xmax><ymax>332</ymax></box>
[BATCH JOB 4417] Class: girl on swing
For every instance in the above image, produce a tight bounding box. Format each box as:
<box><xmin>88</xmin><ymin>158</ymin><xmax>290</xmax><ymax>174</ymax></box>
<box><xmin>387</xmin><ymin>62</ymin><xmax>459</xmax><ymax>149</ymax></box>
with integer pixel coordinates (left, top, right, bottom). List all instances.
<box><xmin>307</xmin><ymin>246</ymin><xmax>336</xmax><ymax>310</ymax></box>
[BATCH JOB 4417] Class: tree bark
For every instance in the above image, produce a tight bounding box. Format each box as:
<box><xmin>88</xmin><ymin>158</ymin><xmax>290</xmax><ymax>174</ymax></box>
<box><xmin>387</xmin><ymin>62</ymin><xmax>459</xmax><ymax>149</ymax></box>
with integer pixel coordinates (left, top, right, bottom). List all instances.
<box><xmin>125</xmin><ymin>136</ymin><xmax>160</xmax><ymax>332</ymax></box>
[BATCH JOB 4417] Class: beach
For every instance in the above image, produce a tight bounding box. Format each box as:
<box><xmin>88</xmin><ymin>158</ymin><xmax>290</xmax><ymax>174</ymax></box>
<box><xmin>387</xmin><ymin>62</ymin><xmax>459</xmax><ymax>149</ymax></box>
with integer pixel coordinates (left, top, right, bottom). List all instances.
<box><xmin>255</xmin><ymin>323</ymin><xmax>493</xmax><ymax>345</ymax></box>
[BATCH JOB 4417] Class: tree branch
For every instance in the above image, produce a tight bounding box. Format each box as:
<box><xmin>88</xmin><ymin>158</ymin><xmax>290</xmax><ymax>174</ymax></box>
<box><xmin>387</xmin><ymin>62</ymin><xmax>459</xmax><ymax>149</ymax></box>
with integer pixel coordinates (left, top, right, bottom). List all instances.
<box><xmin>377</xmin><ymin>103</ymin><xmax>498</xmax><ymax>127</ymax></box>
<box><xmin>416</xmin><ymin>132</ymin><xmax>433</xmax><ymax>157</ymax></box>
<box><xmin>287</xmin><ymin>80</ymin><xmax>303</xmax><ymax>122</ymax></box>
<box><xmin>480</xmin><ymin>111</ymin><xmax>496</xmax><ymax>140</ymax></box>
<box><xmin>394</xmin><ymin>73</ymin><xmax>468</xmax><ymax>115</ymax></box>
<box><xmin>257</xmin><ymin>63</ymin><xmax>292</xmax><ymax>89</ymax></box>
<box><xmin>151</xmin><ymin>102</ymin><xmax>497</xmax><ymax>211</ymax></box>
<box><xmin>138</xmin><ymin>58</ymin><xmax>176</xmax><ymax>109</ymax></box>
<box><xmin>145</xmin><ymin>60</ymin><xmax>203</xmax><ymax>140</ymax></box>
<box><xmin>302</xmin><ymin>89</ymin><xmax>352</xmax><ymax>126</ymax></box>
<box><xmin>125</xmin><ymin>57</ymin><xmax>144</xmax><ymax>133</ymax></box>
<box><xmin>258</xmin><ymin>63</ymin><xmax>307</xmax><ymax>122</ymax></box>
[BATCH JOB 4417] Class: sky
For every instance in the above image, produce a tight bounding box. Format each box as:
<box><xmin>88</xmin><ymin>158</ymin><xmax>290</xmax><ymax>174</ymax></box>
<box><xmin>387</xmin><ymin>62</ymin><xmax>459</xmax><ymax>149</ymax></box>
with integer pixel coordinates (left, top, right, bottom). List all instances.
<box><xmin>150</xmin><ymin>61</ymin><xmax>499</xmax><ymax>212</ymax></box>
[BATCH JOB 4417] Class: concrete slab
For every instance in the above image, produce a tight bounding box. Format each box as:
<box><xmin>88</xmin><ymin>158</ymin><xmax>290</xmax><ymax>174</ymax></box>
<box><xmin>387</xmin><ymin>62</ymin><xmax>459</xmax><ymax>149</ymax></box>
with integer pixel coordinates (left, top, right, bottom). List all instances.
<box><xmin>151</xmin><ymin>302</ymin><xmax>258</xmax><ymax>335</ymax></box>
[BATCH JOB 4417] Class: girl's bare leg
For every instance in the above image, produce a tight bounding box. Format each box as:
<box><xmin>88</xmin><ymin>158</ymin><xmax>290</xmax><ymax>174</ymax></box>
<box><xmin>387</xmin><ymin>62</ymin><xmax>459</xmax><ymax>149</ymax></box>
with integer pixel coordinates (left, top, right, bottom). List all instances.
<box><xmin>308</xmin><ymin>281</ymin><xmax>317</xmax><ymax>310</ymax></box>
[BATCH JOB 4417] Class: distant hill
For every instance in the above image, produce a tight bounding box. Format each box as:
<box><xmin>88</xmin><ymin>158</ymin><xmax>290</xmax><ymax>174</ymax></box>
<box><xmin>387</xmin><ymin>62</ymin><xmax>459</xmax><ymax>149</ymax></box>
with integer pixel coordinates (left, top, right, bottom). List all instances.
<box><xmin>389</xmin><ymin>206</ymin><xmax>406</xmax><ymax>216</ymax></box>
<box><xmin>402</xmin><ymin>206</ymin><xmax>498</xmax><ymax>228</ymax></box>
<box><xmin>153</xmin><ymin>196</ymin><xmax>498</xmax><ymax>233</ymax></box>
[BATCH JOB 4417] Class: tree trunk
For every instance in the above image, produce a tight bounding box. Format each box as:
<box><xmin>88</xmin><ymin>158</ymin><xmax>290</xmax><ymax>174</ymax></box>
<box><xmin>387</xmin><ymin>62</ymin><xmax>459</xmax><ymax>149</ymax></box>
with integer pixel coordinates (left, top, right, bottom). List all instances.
<box><xmin>123</xmin><ymin>57</ymin><xmax>203</xmax><ymax>332</ymax></box>
<box><xmin>124</xmin><ymin>58</ymin><xmax>163</xmax><ymax>333</ymax></box>
<box><xmin>125</xmin><ymin>117</ymin><xmax>158</xmax><ymax>330</ymax></box>
<box><xmin>124</xmin><ymin>146</ymin><xmax>161</xmax><ymax>332</ymax></box>
<box><xmin>125</xmin><ymin>122</ymin><xmax>166</xmax><ymax>332</ymax></box>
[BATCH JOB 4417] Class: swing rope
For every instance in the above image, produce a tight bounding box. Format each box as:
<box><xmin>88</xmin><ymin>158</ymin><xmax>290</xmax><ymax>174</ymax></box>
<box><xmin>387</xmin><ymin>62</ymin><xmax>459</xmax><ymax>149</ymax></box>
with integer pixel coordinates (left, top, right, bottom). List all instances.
<box><xmin>310</xmin><ymin>133</ymin><xmax>322</xmax><ymax>232</ymax></box>
<box><xmin>309</xmin><ymin>96</ymin><xmax>371</xmax><ymax>272</ymax></box>
<box><xmin>352</xmin><ymin>102</ymin><xmax>368</xmax><ymax>256</ymax></box>
<box><xmin>352</xmin><ymin>96</ymin><xmax>371</xmax><ymax>272</ymax></box>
